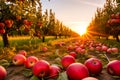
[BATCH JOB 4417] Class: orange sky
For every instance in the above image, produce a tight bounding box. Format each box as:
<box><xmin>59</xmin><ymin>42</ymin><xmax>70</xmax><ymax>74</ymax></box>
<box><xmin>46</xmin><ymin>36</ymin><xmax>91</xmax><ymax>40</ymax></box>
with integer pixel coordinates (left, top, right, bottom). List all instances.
<box><xmin>41</xmin><ymin>0</ymin><xmax>106</xmax><ymax>35</ymax></box>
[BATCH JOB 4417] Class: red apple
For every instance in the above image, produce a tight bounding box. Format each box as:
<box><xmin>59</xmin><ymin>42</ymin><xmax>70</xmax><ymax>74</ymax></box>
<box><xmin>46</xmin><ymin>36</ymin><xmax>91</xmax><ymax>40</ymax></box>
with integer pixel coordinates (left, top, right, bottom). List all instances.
<box><xmin>0</xmin><ymin>22</ymin><xmax>5</xmax><ymax>29</ymax></box>
<box><xmin>69</xmin><ymin>51</ymin><xmax>77</xmax><ymax>58</ymax></box>
<box><xmin>111</xmin><ymin>47</ymin><xmax>118</xmax><ymax>53</ymax></box>
<box><xmin>101</xmin><ymin>45</ymin><xmax>108</xmax><ymax>52</ymax></box>
<box><xmin>16</xmin><ymin>15</ymin><xmax>21</xmax><ymax>21</ymax></box>
<box><xmin>107</xmin><ymin>48</ymin><xmax>112</xmax><ymax>53</ymax></box>
<box><xmin>80</xmin><ymin>49</ymin><xmax>86</xmax><ymax>54</ymax></box>
<box><xmin>18</xmin><ymin>50</ymin><xmax>27</xmax><ymax>56</ymax></box>
<box><xmin>66</xmin><ymin>63</ymin><xmax>89</xmax><ymax>80</ymax></box>
<box><xmin>82</xmin><ymin>77</ymin><xmax>98</xmax><ymax>80</ymax></box>
<box><xmin>48</xmin><ymin>65</ymin><xmax>61</xmax><ymax>79</ymax></box>
<box><xmin>84</xmin><ymin>58</ymin><xmax>103</xmax><ymax>74</ymax></box>
<box><xmin>24</xmin><ymin>56</ymin><xmax>39</xmax><ymax>68</ymax></box>
<box><xmin>107</xmin><ymin>60</ymin><xmax>120</xmax><ymax>76</ymax></box>
<box><xmin>89</xmin><ymin>46</ymin><xmax>95</xmax><ymax>51</ymax></box>
<box><xmin>75</xmin><ymin>47</ymin><xmax>82</xmax><ymax>53</ymax></box>
<box><xmin>95</xmin><ymin>46</ymin><xmax>101</xmax><ymax>51</ymax></box>
<box><xmin>5</xmin><ymin>19</ymin><xmax>13</xmax><ymax>28</ymax></box>
<box><xmin>0</xmin><ymin>66</ymin><xmax>7</xmax><ymax>80</ymax></box>
<box><xmin>61</xmin><ymin>55</ymin><xmax>75</xmax><ymax>69</ymax></box>
<box><xmin>67</xmin><ymin>45</ymin><xmax>73</xmax><ymax>51</ymax></box>
<box><xmin>42</xmin><ymin>47</ymin><xmax>48</xmax><ymax>52</ymax></box>
<box><xmin>23</xmin><ymin>19</ymin><xmax>28</xmax><ymax>25</ymax></box>
<box><xmin>0</xmin><ymin>29</ymin><xmax>5</xmax><ymax>34</ymax></box>
<box><xmin>32</xmin><ymin>60</ymin><xmax>50</xmax><ymax>78</ymax></box>
<box><xmin>12</xmin><ymin>54</ymin><xmax>26</xmax><ymax>66</ymax></box>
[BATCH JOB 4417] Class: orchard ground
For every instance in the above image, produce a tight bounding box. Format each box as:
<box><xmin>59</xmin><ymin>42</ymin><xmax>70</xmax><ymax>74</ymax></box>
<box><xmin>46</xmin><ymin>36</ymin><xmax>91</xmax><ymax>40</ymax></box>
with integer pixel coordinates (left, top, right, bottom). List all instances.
<box><xmin>0</xmin><ymin>36</ymin><xmax>120</xmax><ymax>80</ymax></box>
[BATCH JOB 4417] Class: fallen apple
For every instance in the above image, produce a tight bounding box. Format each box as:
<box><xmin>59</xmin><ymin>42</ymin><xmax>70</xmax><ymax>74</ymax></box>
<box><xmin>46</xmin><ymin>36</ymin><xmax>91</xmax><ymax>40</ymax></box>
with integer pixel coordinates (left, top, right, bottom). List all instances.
<box><xmin>32</xmin><ymin>60</ymin><xmax>50</xmax><ymax>78</ymax></box>
<box><xmin>24</xmin><ymin>56</ymin><xmax>39</xmax><ymax>68</ymax></box>
<box><xmin>48</xmin><ymin>65</ymin><xmax>61</xmax><ymax>79</ymax></box>
<box><xmin>12</xmin><ymin>54</ymin><xmax>26</xmax><ymax>66</ymax></box>
<box><xmin>0</xmin><ymin>66</ymin><xmax>7</xmax><ymax>80</ymax></box>
<box><xmin>84</xmin><ymin>58</ymin><xmax>103</xmax><ymax>74</ymax></box>
<box><xmin>66</xmin><ymin>63</ymin><xmax>89</xmax><ymax>80</ymax></box>
<box><xmin>61</xmin><ymin>55</ymin><xmax>75</xmax><ymax>69</ymax></box>
<box><xmin>107</xmin><ymin>60</ymin><xmax>120</xmax><ymax>76</ymax></box>
<box><xmin>69</xmin><ymin>51</ymin><xmax>77</xmax><ymax>58</ymax></box>
<box><xmin>18</xmin><ymin>50</ymin><xmax>27</xmax><ymax>56</ymax></box>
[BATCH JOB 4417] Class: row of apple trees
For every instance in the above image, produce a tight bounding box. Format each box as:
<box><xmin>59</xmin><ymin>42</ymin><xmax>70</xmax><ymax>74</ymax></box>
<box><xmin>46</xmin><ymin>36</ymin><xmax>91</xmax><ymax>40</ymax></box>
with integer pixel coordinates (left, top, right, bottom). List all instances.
<box><xmin>0</xmin><ymin>0</ymin><xmax>79</xmax><ymax>47</ymax></box>
<box><xmin>87</xmin><ymin>0</ymin><xmax>120</xmax><ymax>42</ymax></box>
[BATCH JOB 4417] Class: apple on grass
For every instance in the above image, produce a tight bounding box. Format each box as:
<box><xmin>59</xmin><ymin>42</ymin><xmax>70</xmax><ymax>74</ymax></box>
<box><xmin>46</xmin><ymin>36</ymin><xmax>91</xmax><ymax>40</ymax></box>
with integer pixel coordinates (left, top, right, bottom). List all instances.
<box><xmin>66</xmin><ymin>63</ymin><xmax>89</xmax><ymax>80</ymax></box>
<box><xmin>111</xmin><ymin>47</ymin><xmax>118</xmax><ymax>53</ymax></box>
<box><xmin>42</xmin><ymin>47</ymin><xmax>48</xmax><ymax>52</ymax></box>
<box><xmin>24</xmin><ymin>56</ymin><xmax>39</xmax><ymax>68</ymax></box>
<box><xmin>32</xmin><ymin>60</ymin><xmax>50</xmax><ymax>78</ymax></box>
<box><xmin>0</xmin><ymin>66</ymin><xmax>7</xmax><ymax>80</ymax></box>
<box><xmin>48</xmin><ymin>65</ymin><xmax>61</xmax><ymax>79</ymax></box>
<box><xmin>12</xmin><ymin>54</ymin><xmax>26</xmax><ymax>66</ymax></box>
<box><xmin>69</xmin><ymin>52</ymin><xmax>77</xmax><ymax>58</ymax></box>
<box><xmin>107</xmin><ymin>60</ymin><xmax>120</xmax><ymax>76</ymax></box>
<box><xmin>61</xmin><ymin>55</ymin><xmax>75</xmax><ymax>69</ymax></box>
<box><xmin>18</xmin><ymin>50</ymin><xmax>27</xmax><ymax>56</ymax></box>
<box><xmin>84</xmin><ymin>58</ymin><xmax>103</xmax><ymax>75</ymax></box>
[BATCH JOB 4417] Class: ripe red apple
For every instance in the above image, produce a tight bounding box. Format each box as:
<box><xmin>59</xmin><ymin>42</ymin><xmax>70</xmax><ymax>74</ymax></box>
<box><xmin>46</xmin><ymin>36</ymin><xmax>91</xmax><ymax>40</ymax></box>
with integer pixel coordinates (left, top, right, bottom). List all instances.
<box><xmin>111</xmin><ymin>47</ymin><xmax>118</xmax><ymax>53</ymax></box>
<box><xmin>82</xmin><ymin>77</ymin><xmax>98</xmax><ymax>80</ymax></box>
<box><xmin>69</xmin><ymin>51</ymin><xmax>77</xmax><ymax>58</ymax></box>
<box><xmin>0</xmin><ymin>66</ymin><xmax>7</xmax><ymax>80</ymax></box>
<box><xmin>12</xmin><ymin>54</ymin><xmax>26</xmax><ymax>66</ymax></box>
<box><xmin>67</xmin><ymin>45</ymin><xmax>73</xmax><ymax>51</ymax></box>
<box><xmin>89</xmin><ymin>46</ymin><xmax>95</xmax><ymax>51</ymax></box>
<box><xmin>0</xmin><ymin>29</ymin><xmax>5</xmax><ymax>34</ymax></box>
<box><xmin>48</xmin><ymin>65</ymin><xmax>61</xmax><ymax>79</ymax></box>
<box><xmin>75</xmin><ymin>47</ymin><xmax>82</xmax><ymax>53</ymax></box>
<box><xmin>16</xmin><ymin>15</ymin><xmax>21</xmax><ymax>21</ymax></box>
<box><xmin>24</xmin><ymin>56</ymin><xmax>39</xmax><ymax>68</ymax></box>
<box><xmin>95</xmin><ymin>46</ymin><xmax>101</xmax><ymax>51</ymax></box>
<box><xmin>107</xmin><ymin>60</ymin><xmax>120</xmax><ymax>76</ymax></box>
<box><xmin>66</xmin><ymin>63</ymin><xmax>89</xmax><ymax>80</ymax></box>
<box><xmin>101</xmin><ymin>45</ymin><xmax>108</xmax><ymax>52</ymax></box>
<box><xmin>61</xmin><ymin>55</ymin><xmax>75</xmax><ymax>69</ymax></box>
<box><xmin>5</xmin><ymin>19</ymin><xmax>13</xmax><ymax>28</ymax></box>
<box><xmin>18</xmin><ymin>50</ymin><xmax>27</xmax><ymax>56</ymax></box>
<box><xmin>32</xmin><ymin>60</ymin><xmax>50</xmax><ymax>78</ymax></box>
<box><xmin>0</xmin><ymin>22</ymin><xmax>5</xmax><ymax>29</ymax></box>
<box><xmin>107</xmin><ymin>48</ymin><xmax>112</xmax><ymax>53</ymax></box>
<box><xmin>84</xmin><ymin>58</ymin><xmax>103</xmax><ymax>74</ymax></box>
<box><xmin>23</xmin><ymin>19</ymin><xmax>28</xmax><ymax>25</ymax></box>
<box><xmin>80</xmin><ymin>49</ymin><xmax>86</xmax><ymax>54</ymax></box>
<box><xmin>42</xmin><ymin>47</ymin><xmax>48</xmax><ymax>52</ymax></box>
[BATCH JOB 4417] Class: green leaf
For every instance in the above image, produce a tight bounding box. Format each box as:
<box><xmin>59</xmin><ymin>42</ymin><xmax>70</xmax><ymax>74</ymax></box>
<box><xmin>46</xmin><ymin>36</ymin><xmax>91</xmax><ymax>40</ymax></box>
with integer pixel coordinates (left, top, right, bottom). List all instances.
<box><xmin>22</xmin><ymin>69</ymin><xmax>33</xmax><ymax>77</ymax></box>
<box><xmin>57</xmin><ymin>71</ymin><xmax>68</xmax><ymax>80</ymax></box>
<box><xmin>30</xmin><ymin>75</ymin><xmax>40</xmax><ymax>80</ymax></box>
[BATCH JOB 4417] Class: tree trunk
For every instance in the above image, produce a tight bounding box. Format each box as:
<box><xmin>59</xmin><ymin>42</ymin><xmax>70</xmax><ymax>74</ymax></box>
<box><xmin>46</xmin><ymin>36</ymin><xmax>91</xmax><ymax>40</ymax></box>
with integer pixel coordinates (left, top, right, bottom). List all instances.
<box><xmin>2</xmin><ymin>33</ymin><xmax>9</xmax><ymax>47</ymax></box>
<box><xmin>106</xmin><ymin>36</ymin><xmax>109</xmax><ymax>40</ymax></box>
<box><xmin>42</xmin><ymin>36</ymin><xmax>45</xmax><ymax>42</ymax></box>
<box><xmin>55</xmin><ymin>35</ymin><xmax>57</xmax><ymax>39</ymax></box>
<box><xmin>115</xmin><ymin>35</ymin><xmax>119</xmax><ymax>42</ymax></box>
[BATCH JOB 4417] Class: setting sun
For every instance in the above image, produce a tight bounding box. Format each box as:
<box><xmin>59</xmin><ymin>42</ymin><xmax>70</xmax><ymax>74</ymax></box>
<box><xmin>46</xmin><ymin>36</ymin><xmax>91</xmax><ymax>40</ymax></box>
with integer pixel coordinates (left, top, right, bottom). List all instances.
<box><xmin>77</xmin><ymin>26</ymin><xmax>87</xmax><ymax>35</ymax></box>
<box><xmin>69</xmin><ymin>22</ymin><xmax>88</xmax><ymax>36</ymax></box>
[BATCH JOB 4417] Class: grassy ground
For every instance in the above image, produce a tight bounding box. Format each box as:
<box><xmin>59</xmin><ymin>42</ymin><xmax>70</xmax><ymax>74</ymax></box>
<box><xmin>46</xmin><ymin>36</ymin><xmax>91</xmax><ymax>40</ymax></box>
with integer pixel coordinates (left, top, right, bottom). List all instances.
<box><xmin>0</xmin><ymin>36</ymin><xmax>120</xmax><ymax>80</ymax></box>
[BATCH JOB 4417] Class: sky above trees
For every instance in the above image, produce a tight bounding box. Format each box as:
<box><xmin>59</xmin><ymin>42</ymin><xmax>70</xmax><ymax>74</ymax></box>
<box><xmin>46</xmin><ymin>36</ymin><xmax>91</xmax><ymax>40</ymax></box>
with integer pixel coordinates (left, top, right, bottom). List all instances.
<box><xmin>41</xmin><ymin>0</ymin><xmax>106</xmax><ymax>34</ymax></box>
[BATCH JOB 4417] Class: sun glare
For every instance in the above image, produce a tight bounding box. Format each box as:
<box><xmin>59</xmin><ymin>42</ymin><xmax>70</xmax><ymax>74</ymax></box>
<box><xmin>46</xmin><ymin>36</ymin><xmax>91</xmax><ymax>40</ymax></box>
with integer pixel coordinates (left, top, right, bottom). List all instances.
<box><xmin>73</xmin><ymin>23</ymin><xmax>88</xmax><ymax>36</ymax></box>
<box><xmin>78</xmin><ymin>26</ymin><xmax>87</xmax><ymax>35</ymax></box>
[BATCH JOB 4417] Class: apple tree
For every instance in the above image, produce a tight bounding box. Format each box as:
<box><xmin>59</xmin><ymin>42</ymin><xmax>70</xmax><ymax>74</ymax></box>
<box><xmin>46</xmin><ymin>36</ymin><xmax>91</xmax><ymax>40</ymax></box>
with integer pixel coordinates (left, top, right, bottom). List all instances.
<box><xmin>0</xmin><ymin>0</ymin><xmax>44</xmax><ymax>47</ymax></box>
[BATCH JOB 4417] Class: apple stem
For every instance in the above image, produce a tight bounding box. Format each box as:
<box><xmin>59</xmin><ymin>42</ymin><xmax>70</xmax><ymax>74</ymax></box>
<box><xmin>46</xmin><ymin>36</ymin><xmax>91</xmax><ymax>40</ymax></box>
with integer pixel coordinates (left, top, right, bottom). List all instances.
<box><xmin>104</xmin><ymin>54</ymin><xmax>110</xmax><ymax>62</ymax></box>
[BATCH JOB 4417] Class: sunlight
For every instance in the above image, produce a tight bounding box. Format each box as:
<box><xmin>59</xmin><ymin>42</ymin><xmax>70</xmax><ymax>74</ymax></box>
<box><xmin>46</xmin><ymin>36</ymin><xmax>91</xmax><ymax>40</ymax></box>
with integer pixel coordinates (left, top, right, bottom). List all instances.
<box><xmin>71</xmin><ymin>22</ymin><xmax>88</xmax><ymax>36</ymax></box>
